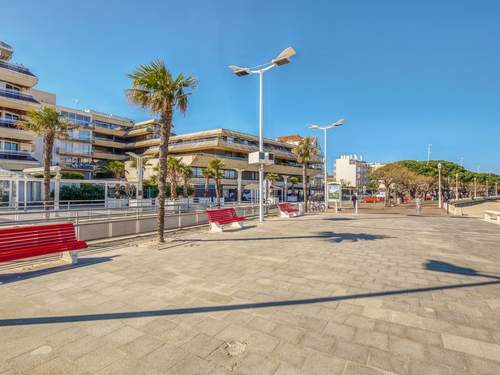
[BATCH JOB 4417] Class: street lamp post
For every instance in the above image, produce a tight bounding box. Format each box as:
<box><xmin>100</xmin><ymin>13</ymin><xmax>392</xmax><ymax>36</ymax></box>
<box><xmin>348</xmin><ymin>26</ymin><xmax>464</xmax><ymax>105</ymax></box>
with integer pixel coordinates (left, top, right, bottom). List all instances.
<box><xmin>474</xmin><ymin>177</ymin><xmax>477</xmax><ymax>199</ymax></box>
<box><xmin>229</xmin><ymin>47</ymin><xmax>296</xmax><ymax>223</ymax></box>
<box><xmin>308</xmin><ymin>119</ymin><xmax>346</xmax><ymax>210</ymax></box>
<box><xmin>438</xmin><ymin>163</ymin><xmax>442</xmax><ymax>208</ymax></box>
<box><xmin>126</xmin><ymin>152</ymin><xmax>146</xmax><ymax>202</ymax></box>
<box><xmin>455</xmin><ymin>173</ymin><xmax>459</xmax><ymax>200</ymax></box>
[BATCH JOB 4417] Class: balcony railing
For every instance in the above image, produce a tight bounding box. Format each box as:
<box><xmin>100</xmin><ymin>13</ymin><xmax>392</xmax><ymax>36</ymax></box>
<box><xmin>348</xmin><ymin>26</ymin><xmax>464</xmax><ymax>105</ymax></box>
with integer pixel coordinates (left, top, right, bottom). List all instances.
<box><xmin>0</xmin><ymin>117</ymin><xmax>19</xmax><ymax>129</ymax></box>
<box><xmin>0</xmin><ymin>149</ymin><xmax>38</xmax><ymax>161</ymax></box>
<box><xmin>0</xmin><ymin>88</ymin><xmax>39</xmax><ymax>103</ymax></box>
<box><xmin>0</xmin><ymin>60</ymin><xmax>36</xmax><ymax>77</ymax></box>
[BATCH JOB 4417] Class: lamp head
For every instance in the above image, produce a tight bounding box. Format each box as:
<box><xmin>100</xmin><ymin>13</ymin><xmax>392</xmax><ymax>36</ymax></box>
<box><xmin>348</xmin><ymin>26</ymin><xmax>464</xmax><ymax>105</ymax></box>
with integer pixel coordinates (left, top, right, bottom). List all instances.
<box><xmin>229</xmin><ymin>65</ymin><xmax>250</xmax><ymax>76</ymax></box>
<box><xmin>272</xmin><ymin>47</ymin><xmax>296</xmax><ymax>66</ymax></box>
<box><xmin>308</xmin><ymin>124</ymin><xmax>319</xmax><ymax>129</ymax></box>
<box><xmin>333</xmin><ymin>118</ymin><xmax>345</xmax><ymax>127</ymax></box>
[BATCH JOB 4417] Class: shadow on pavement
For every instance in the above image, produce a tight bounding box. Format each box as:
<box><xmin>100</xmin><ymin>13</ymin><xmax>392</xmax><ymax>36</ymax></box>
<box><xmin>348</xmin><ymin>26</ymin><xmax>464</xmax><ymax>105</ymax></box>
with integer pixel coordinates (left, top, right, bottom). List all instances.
<box><xmin>1</xmin><ymin>260</ymin><xmax>496</xmax><ymax>327</ymax></box>
<box><xmin>0</xmin><ymin>256</ymin><xmax>118</xmax><ymax>285</ymax></box>
<box><xmin>174</xmin><ymin>231</ymin><xmax>390</xmax><ymax>243</ymax></box>
<box><xmin>425</xmin><ymin>260</ymin><xmax>500</xmax><ymax>280</ymax></box>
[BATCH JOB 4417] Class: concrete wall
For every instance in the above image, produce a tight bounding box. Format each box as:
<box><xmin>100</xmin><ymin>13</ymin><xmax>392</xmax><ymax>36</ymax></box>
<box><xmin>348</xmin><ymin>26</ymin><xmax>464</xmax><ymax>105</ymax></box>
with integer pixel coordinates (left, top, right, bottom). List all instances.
<box><xmin>77</xmin><ymin>205</ymin><xmax>260</xmax><ymax>242</ymax></box>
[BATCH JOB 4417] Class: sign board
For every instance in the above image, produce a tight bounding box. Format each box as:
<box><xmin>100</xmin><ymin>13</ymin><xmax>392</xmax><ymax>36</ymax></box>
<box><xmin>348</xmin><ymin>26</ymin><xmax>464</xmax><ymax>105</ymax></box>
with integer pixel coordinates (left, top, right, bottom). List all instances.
<box><xmin>328</xmin><ymin>183</ymin><xmax>341</xmax><ymax>202</ymax></box>
<box><xmin>248</xmin><ymin>151</ymin><xmax>275</xmax><ymax>165</ymax></box>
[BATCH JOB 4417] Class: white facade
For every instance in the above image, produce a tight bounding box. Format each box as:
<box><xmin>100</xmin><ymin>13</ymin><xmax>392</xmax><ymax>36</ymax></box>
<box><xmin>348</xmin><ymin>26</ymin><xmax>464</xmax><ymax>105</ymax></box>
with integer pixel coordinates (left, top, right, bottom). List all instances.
<box><xmin>334</xmin><ymin>154</ymin><xmax>369</xmax><ymax>188</ymax></box>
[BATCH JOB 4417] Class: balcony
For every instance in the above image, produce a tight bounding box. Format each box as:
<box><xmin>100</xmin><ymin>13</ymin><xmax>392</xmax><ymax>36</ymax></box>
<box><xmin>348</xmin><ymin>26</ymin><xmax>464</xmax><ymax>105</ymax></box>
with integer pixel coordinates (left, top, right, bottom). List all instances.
<box><xmin>0</xmin><ymin>61</ymin><xmax>38</xmax><ymax>87</ymax></box>
<box><xmin>0</xmin><ymin>60</ymin><xmax>35</xmax><ymax>76</ymax></box>
<box><xmin>92</xmin><ymin>137</ymin><xmax>128</xmax><ymax>149</ymax></box>
<box><xmin>0</xmin><ymin>117</ymin><xmax>18</xmax><ymax>130</ymax></box>
<box><xmin>0</xmin><ymin>88</ymin><xmax>39</xmax><ymax>112</ymax></box>
<box><xmin>0</xmin><ymin>149</ymin><xmax>38</xmax><ymax>162</ymax></box>
<box><xmin>61</xmin><ymin>162</ymin><xmax>95</xmax><ymax>171</ymax></box>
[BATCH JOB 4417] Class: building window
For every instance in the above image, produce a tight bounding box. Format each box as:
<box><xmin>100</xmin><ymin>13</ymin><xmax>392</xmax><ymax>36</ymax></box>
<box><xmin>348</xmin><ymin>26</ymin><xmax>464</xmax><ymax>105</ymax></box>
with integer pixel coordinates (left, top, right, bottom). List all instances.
<box><xmin>242</xmin><ymin>171</ymin><xmax>258</xmax><ymax>180</ymax></box>
<box><xmin>224</xmin><ymin>169</ymin><xmax>236</xmax><ymax>179</ymax></box>
<box><xmin>5</xmin><ymin>83</ymin><xmax>21</xmax><ymax>92</ymax></box>
<box><xmin>2</xmin><ymin>141</ymin><xmax>19</xmax><ymax>151</ymax></box>
<box><xmin>61</xmin><ymin>111</ymin><xmax>91</xmax><ymax>126</ymax></box>
<box><xmin>4</xmin><ymin>112</ymin><xmax>20</xmax><ymax>120</ymax></box>
<box><xmin>191</xmin><ymin>167</ymin><xmax>204</xmax><ymax>178</ymax></box>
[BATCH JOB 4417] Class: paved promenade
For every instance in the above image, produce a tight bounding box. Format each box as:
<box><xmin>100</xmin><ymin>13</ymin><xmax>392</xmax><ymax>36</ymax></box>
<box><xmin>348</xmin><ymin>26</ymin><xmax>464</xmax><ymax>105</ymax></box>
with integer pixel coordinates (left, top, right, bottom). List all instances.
<box><xmin>1</xmin><ymin>212</ymin><xmax>499</xmax><ymax>374</ymax></box>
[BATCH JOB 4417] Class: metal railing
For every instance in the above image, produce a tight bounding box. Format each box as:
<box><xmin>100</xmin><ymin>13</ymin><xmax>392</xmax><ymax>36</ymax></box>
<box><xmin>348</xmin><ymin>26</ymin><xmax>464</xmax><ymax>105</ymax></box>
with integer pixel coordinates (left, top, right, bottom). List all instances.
<box><xmin>0</xmin><ymin>60</ymin><xmax>36</xmax><ymax>76</ymax></box>
<box><xmin>0</xmin><ymin>88</ymin><xmax>39</xmax><ymax>103</ymax></box>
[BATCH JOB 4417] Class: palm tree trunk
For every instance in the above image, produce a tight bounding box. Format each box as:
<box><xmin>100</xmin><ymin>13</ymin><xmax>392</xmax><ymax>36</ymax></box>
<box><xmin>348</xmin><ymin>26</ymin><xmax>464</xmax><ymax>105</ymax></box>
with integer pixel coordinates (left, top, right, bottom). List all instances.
<box><xmin>43</xmin><ymin>132</ymin><xmax>54</xmax><ymax>210</ymax></box>
<box><xmin>204</xmin><ymin>176</ymin><xmax>209</xmax><ymax>197</ymax></box>
<box><xmin>215</xmin><ymin>177</ymin><xmax>221</xmax><ymax>207</ymax></box>
<box><xmin>157</xmin><ymin>107</ymin><xmax>173</xmax><ymax>243</ymax></box>
<box><xmin>302</xmin><ymin>164</ymin><xmax>308</xmax><ymax>213</ymax></box>
<box><xmin>183</xmin><ymin>178</ymin><xmax>188</xmax><ymax>198</ymax></box>
<box><xmin>114</xmin><ymin>183</ymin><xmax>121</xmax><ymax>199</ymax></box>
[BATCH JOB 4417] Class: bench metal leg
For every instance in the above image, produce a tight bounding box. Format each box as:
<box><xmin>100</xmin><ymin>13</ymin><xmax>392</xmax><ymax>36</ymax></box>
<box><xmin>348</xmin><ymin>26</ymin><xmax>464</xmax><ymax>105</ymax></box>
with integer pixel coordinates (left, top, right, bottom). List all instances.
<box><xmin>230</xmin><ymin>221</ymin><xmax>243</xmax><ymax>229</ymax></box>
<box><xmin>280</xmin><ymin>211</ymin><xmax>291</xmax><ymax>218</ymax></box>
<box><xmin>209</xmin><ymin>222</ymin><xmax>224</xmax><ymax>233</ymax></box>
<box><xmin>62</xmin><ymin>251</ymin><xmax>79</xmax><ymax>265</ymax></box>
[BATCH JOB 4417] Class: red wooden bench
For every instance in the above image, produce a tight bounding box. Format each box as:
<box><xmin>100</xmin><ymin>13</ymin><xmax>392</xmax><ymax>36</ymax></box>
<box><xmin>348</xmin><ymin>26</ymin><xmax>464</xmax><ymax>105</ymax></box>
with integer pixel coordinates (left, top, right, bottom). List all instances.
<box><xmin>0</xmin><ymin>223</ymin><xmax>87</xmax><ymax>265</ymax></box>
<box><xmin>278</xmin><ymin>202</ymin><xmax>299</xmax><ymax>218</ymax></box>
<box><xmin>206</xmin><ymin>208</ymin><xmax>246</xmax><ymax>232</ymax></box>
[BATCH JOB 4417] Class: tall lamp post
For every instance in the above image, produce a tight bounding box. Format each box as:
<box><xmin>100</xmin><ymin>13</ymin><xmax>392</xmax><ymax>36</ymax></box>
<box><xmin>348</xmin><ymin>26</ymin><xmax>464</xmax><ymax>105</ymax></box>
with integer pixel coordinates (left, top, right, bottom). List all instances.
<box><xmin>308</xmin><ymin>119</ymin><xmax>346</xmax><ymax>210</ymax></box>
<box><xmin>126</xmin><ymin>152</ymin><xmax>146</xmax><ymax>202</ymax></box>
<box><xmin>438</xmin><ymin>163</ymin><xmax>442</xmax><ymax>208</ymax></box>
<box><xmin>474</xmin><ymin>177</ymin><xmax>477</xmax><ymax>199</ymax></box>
<box><xmin>229</xmin><ymin>47</ymin><xmax>296</xmax><ymax>223</ymax></box>
<box><xmin>455</xmin><ymin>173</ymin><xmax>459</xmax><ymax>200</ymax></box>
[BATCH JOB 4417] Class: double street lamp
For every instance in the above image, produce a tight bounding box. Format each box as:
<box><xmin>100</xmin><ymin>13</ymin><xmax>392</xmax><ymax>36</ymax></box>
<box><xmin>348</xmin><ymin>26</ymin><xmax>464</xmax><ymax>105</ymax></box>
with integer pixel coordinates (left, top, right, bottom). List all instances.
<box><xmin>229</xmin><ymin>47</ymin><xmax>296</xmax><ymax>223</ymax></box>
<box><xmin>438</xmin><ymin>163</ymin><xmax>442</xmax><ymax>208</ymax></box>
<box><xmin>308</xmin><ymin>119</ymin><xmax>346</xmax><ymax>210</ymax></box>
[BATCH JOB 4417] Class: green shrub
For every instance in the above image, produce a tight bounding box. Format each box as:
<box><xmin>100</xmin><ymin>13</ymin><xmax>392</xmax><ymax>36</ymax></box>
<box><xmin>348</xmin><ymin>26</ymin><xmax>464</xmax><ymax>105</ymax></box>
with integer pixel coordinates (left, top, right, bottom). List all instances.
<box><xmin>60</xmin><ymin>184</ymin><xmax>105</xmax><ymax>201</ymax></box>
<box><xmin>61</xmin><ymin>171</ymin><xmax>85</xmax><ymax>179</ymax></box>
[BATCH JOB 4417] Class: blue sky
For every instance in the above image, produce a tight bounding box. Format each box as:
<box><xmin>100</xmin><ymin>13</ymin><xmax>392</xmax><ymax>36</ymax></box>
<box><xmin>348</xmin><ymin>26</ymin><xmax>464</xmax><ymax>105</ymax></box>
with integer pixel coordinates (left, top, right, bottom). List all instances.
<box><xmin>3</xmin><ymin>0</ymin><xmax>500</xmax><ymax>173</ymax></box>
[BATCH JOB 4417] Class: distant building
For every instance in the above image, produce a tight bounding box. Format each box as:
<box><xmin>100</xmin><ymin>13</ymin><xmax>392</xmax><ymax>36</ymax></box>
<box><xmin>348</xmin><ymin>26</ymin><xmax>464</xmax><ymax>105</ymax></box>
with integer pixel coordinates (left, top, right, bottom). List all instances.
<box><xmin>368</xmin><ymin>162</ymin><xmax>385</xmax><ymax>171</ymax></box>
<box><xmin>334</xmin><ymin>154</ymin><xmax>369</xmax><ymax>188</ymax></box>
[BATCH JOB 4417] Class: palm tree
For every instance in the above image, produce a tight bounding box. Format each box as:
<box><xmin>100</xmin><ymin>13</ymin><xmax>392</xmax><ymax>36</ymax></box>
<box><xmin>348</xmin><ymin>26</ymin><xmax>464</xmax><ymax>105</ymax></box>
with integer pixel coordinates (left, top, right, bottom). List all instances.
<box><xmin>127</xmin><ymin>60</ymin><xmax>197</xmax><ymax>242</ymax></box>
<box><xmin>167</xmin><ymin>156</ymin><xmax>182</xmax><ymax>199</ymax></box>
<box><xmin>201</xmin><ymin>167</ymin><xmax>213</xmax><ymax>198</ymax></box>
<box><xmin>22</xmin><ymin>107</ymin><xmax>69</xmax><ymax>207</ymax></box>
<box><xmin>179</xmin><ymin>163</ymin><xmax>192</xmax><ymax>198</ymax></box>
<box><xmin>100</xmin><ymin>160</ymin><xmax>126</xmax><ymax>199</ymax></box>
<box><xmin>208</xmin><ymin>159</ymin><xmax>224</xmax><ymax>207</ymax></box>
<box><xmin>293</xmin><ymin>137</ymin><xmax>318</xmax><ymax>212</ymax></box>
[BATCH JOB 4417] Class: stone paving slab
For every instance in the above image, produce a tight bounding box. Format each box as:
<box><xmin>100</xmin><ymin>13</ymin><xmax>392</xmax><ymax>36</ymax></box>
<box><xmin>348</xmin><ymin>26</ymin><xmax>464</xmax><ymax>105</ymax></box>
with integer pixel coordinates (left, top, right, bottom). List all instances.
<box><xmin>0</xmin><ymin>212</ymin><xmax>499</xmax><ymax>374</ymax></box>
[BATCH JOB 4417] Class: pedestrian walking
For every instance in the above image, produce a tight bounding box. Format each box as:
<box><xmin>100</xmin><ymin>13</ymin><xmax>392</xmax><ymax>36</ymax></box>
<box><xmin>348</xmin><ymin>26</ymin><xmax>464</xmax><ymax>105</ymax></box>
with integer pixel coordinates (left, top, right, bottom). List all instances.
<box><xmin>416</xmin><ymin>196</ymin><xmax>422</xmax><ymax>215</ymax></box>
<box><xmin>352</xmin><ymin>194</ymin><xmax>358</xmax><ymax>214</ymax></box>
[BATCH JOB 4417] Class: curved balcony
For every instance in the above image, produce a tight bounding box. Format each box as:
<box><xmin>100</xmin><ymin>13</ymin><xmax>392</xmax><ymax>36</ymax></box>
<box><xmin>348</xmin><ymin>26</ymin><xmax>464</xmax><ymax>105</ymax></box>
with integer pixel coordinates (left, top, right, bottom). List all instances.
<box><xmin>0</xmin><ymin>60</ymin><xmax>35</xmax><ymax>76</ymax></box>
<box><xmin>0</xmin><ymin>60</ymin><xmax>38</xmax><ymax>87</ymax></box>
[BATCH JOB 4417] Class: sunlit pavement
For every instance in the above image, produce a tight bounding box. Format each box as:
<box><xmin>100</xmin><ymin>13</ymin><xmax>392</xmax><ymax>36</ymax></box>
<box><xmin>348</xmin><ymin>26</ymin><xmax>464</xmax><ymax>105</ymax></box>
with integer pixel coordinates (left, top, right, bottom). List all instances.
<box><xmin>1</xmin><ymin>212</ymin><xmax>499</xmax><ymax>374</ymax></box>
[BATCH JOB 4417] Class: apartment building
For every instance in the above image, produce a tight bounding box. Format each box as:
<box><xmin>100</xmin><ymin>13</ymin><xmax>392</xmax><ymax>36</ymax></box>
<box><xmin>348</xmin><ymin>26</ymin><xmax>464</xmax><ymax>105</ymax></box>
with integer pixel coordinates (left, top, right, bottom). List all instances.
<box><xmin>0</xmin><ymin>40</ymin><xmax>322</xmax><ymax>202</ymax></box>
<box><xmin>50</xmin><ymin>106</ymin><xmax>134</xmax><ymax>178</ymax></box>
<box><xmin>334</xmin><ymin>154</ymin><xmax>369</xmax><ymax>188</ymax></box>
<box><xmin>0</xmin><ymin>41</ymin><xmax>54</xmax><ymax>172</ymax></box>
<box><xmin>126</xmin><ymin>128</ymin><xmax>323</xmax><ymax>201</ymax></box>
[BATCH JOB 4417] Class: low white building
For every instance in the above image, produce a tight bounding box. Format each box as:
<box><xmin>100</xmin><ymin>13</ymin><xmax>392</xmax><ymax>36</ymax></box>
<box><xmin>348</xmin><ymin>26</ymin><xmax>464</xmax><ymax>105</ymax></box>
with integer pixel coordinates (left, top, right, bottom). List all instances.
<box><xmin>334</xmin><ymin>154</ymin><xmax>369</xmax><ymax>188</ymax></box>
